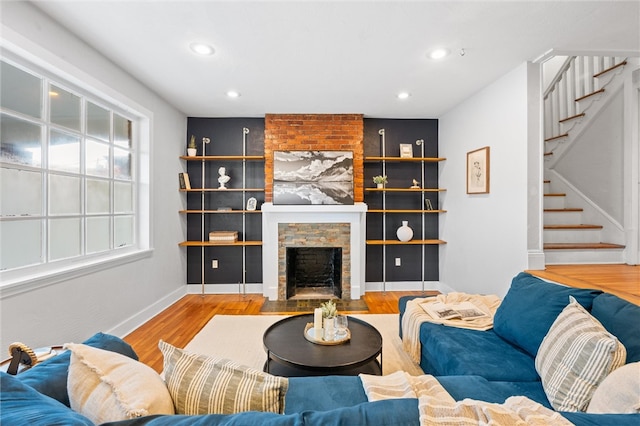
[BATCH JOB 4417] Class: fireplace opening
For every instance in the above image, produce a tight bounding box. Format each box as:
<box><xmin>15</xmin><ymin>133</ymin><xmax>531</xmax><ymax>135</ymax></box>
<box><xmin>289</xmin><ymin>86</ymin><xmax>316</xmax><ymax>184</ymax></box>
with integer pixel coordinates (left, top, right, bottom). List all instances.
<box><xmin>286</xmin><ymin>247</ymin><xmax>342</xmax><ymax>300</ymax></box>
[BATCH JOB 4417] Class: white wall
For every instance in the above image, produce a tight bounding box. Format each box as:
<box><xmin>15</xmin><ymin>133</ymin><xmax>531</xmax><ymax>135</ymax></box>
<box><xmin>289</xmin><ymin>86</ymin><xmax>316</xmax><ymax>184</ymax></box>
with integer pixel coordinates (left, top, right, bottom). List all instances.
<box><xmin>439</xmin><ymin>63</ymin><xmax>539</xmax><ymax>297</ymax></box>
<box><xmin>0</xmin><ymin>2</ymin><xmax>187</xmax><ymax>350</ymax></box>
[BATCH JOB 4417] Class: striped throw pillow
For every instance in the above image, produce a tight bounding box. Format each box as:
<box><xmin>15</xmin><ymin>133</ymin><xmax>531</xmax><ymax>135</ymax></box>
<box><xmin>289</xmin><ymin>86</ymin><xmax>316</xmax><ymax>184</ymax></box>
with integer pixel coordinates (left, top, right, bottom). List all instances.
<box><xmin>535</xmin><ymin>296</ymin><xmax>626</xmax><ymax>412</ymax></box>
<box><xmin>159</xmin><ymin>340</ymin><xmax>288</xmax><ymax>415</ymax></box>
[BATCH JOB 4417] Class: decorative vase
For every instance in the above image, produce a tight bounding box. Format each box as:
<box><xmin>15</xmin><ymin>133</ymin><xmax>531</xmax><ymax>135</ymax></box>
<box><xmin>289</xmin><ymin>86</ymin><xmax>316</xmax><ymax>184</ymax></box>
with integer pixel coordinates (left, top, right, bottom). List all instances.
<box><xmin>187</xmin><ymin>148</ymin><xmax>197</xmax><ymax>157</ymax></box>
<box><xmin>396</xmin><ymin>220</ymin><xmax>413</xmax><ymax>242</ymax></box>
<box><xmin>376</xmin><ymin>183</ymin><xmax>384</xmax><ymax>189</ymax></box>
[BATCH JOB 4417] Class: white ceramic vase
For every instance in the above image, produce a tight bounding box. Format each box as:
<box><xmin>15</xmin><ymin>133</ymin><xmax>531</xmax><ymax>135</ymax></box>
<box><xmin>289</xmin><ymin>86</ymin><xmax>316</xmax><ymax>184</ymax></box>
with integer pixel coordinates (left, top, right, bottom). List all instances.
<box><xmin>187</xmin><ymin>148</ymin><xmax>197</xmax><ymax>157</ymax></box>
<box><xmin>323</xmin><ymin>317</ymin><xmax>335</xmax><ymax>341</ymax></box>
<box><xmin>396</xmin><ymin>220</ymin><xmax>414</xmax><ymax>242</ymax></box>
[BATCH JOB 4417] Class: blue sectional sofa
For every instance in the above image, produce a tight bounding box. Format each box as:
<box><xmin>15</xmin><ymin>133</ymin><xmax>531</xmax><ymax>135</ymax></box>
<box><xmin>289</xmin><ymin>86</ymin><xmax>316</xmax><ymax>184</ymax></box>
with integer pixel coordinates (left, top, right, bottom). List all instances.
<box><xmin>400</xmin><ymin>272</ymin><xmax>640</xmax><ymax>425</ymax></box>
<box><xmin>2</xmin><ymin>272</ymin><xmax>638</xmax><ymax>425</ymax></box>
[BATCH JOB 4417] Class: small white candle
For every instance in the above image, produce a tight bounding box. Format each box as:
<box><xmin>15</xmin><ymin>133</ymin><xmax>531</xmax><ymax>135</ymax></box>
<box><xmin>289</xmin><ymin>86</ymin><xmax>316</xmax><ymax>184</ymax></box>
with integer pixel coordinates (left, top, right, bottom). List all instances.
<box><xmin>314</xmin><ymin>308</ymin><xmax>323</xmax><ymax>337</ymax></box>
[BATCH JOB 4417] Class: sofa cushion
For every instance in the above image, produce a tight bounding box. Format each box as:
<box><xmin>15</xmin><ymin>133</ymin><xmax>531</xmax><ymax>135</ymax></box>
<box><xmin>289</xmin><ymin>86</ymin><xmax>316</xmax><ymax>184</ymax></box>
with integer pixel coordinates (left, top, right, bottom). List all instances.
<box><xmin>284</xmin><ymin>375</ymin><xmax>367</xmax><ymax>414</ymax></box>
<box><xmin>587</xmin><ymin>362</ymin><xmax>640</xmax><ymax>414</ymax></box>
<box><xmin>66</xmin><ymin>343</ymin><xmax>174</xmax><ymax>424</ymax></box>
<box><xmin>535</xmin><ymin>297</ymin><xmax>626</xmax><ymax>412</ymax></box>
<box><xmin>436</xmin><ymin>375</ymin><xmax>552</xmax><ymax>409</ymax></box>
<box><xmin>301</xmin><ymin>398</ymin><xmax>420</xmax><ymax>426</ymax></box>
<box><xmin>17</xmin><ymin>331</ymin><xmax>138</xmax><ymax>407</ymax></box>
<box><xmin>98</xmin><ymin>412</ymin><xmax>303</xmax><ymax>426</ymax></box>
<box><xmin>0</xmin><ymin>371</ymin><xmax>94</xmax><ymax>426</ymax></box>
<box><xmin>159</xmin><ymin>340</ymin><xmax>288</xmax><ymax>415</ymax></box>
<box><xmin>493</xmin><ymin>272</ymin><xmax>602</xmax><ymax>357</ymax></box>
<box><xmin>417</xmin><ymin>321</ymin><xmax>539</xmax><ymax>381</ymax></box>
<box><xmin>590</xmin><ymin>293</ymin><xmax>640</xmax><ymax>363</ymax></box>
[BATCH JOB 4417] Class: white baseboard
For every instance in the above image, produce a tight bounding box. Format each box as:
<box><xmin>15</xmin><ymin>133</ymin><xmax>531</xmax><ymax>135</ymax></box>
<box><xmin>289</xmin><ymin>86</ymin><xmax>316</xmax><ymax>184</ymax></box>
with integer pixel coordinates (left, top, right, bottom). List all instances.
<box><xmin>107</xmin><ymin>286</ymin><xmax>186</xmax><ymax>338</ymax></box>
<box><xmin>186</xmin><ymin>283</ymin><xmax>264</xmax><ymax>295</ymax></box>
<box><xmin>364</xmin><ymin>281</ymin><xmax>456</xmax><ymax>294</ymax></box>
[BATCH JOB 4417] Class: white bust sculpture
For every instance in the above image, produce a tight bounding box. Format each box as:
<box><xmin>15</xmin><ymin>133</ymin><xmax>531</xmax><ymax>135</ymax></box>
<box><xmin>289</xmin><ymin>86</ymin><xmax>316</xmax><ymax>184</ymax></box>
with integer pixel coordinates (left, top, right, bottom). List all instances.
<box><xmin>218</xmin><ymin>166</ymin><xmax>230</xmax><ymax>189</ymax></box>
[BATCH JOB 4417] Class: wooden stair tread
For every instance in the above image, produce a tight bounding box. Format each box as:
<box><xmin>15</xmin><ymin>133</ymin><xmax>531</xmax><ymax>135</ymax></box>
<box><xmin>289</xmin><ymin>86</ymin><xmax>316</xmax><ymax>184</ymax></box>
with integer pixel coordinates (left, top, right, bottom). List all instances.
<box><xmin>545</xmin><ymin>133</ymin><xmax>569</xmax><ymax>142</ymax></box>
<box><xmin>593</xmin><ymin>61</ymin><xmax>627</xmax><ymax>79</ymax></box>
<box><xmin>544</xmin><ymin>208</ymin><xmax>583</xmax><ymax>212</ymax></box>
<box><xmin>575</xmin><ymin>88</ymin><xmax>605</xmax><ymax>102</ymax></box>
<box><xmin>544</xmin><ymin>224</ymin><xmax>602</xmax><ymax>230</ymax></box>
<box><xmin>559</xmin><ymin>113</ymin><xmax>585</xmax><ymax>123</ymax></box>
<box><xmin>544</xmin><ymin>242</ymin><xmax>625</xmax><ymax>250</ymax></box>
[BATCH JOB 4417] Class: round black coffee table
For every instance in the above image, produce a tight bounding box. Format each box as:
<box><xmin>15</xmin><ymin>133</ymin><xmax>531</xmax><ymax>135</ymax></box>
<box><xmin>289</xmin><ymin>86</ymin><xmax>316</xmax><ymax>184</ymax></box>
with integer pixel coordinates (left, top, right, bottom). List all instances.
<box><xmin>263</xmin><ymin>314</ymin><xmax>382</xmax><ymax>377</ymax></box>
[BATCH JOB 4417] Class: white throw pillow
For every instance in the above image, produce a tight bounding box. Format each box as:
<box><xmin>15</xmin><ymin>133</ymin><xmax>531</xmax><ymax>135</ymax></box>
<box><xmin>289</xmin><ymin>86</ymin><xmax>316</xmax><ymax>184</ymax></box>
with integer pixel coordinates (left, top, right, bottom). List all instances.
<box><xmin>535</xmin><ymin>296</ymin><xmax>626</xmax><ymax>412</ymax></box>
<box><xmin>66</xmin><ymin>343</ymin><xmax>175</xmax><ymax>424</ymax></box>
<box><xmin>587</xmin><ymin>362</ymin><xmax>640</xmax><ymax>414</ymax></box>
<box><xmin>159</xmin><ymin>340</ymin><xmax>288</xmax><ymax>415</ymax></box>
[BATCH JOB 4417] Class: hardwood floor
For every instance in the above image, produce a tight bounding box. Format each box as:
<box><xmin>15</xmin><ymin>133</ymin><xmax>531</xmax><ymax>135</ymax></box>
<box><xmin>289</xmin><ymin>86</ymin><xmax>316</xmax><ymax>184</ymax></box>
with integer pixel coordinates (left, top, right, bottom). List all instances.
<box><xmin>125</xmin><ymin>264</ymin><xmax>639</xmax><ymax>372</ymax></box>
<box><xmin>527</xmin><ymin>264</ymin><xmax>639</xmax><ymax>305</ymax></box>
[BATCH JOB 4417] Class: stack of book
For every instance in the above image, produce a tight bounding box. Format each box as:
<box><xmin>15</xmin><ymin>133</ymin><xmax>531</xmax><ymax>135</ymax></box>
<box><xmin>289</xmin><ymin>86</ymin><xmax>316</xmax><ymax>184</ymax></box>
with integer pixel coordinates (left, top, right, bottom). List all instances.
<box><xmin>209</xmin><ymin>231</ymin><xmax>238</xmax><ymax>243</ymax></box>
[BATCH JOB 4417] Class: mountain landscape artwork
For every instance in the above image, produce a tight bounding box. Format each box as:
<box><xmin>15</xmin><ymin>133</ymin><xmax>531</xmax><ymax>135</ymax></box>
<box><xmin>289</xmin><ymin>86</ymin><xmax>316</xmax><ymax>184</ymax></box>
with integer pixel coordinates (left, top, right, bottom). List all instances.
<box><xmin>273</xmin><ymin>151</ymin><xmax>354</xmax><ymax>205</ymax></box>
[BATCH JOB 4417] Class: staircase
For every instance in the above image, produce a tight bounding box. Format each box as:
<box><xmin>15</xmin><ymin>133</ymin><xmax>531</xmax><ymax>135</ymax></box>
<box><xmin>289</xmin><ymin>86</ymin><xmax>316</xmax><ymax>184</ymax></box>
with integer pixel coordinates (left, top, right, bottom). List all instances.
<box><xmin>542</xmin><ymin>56</ymin><xmax>628</xmax><ymax>264</ymax></box>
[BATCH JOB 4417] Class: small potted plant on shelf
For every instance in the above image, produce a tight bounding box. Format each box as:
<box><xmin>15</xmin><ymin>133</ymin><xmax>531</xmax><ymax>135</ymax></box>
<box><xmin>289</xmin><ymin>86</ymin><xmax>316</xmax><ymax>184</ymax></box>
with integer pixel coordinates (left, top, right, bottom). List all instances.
<box><xmin>373</xmin><ymin>175</ymin><xmax>387</xmax><ymax>188</ymax></box>
<box><xmin>187</xmin><ymin>135</ymin><xmax>197</xmax><ymax>157</ymax></box>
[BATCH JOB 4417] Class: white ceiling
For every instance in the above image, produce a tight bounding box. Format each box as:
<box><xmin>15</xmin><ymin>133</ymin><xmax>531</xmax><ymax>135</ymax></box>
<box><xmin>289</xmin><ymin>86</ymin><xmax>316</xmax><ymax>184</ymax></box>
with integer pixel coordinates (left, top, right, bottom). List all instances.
<box><xmin>32</xmin><ymin>1</ymin><xmax>639</xmax><ymax>118</ymax></box>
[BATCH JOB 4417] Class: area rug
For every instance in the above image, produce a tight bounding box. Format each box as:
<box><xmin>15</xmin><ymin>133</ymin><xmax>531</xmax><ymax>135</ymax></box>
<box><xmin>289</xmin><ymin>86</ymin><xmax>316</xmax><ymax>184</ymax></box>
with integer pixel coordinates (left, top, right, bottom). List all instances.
<box><xmin>185</xmin><ymin>314</ymin><xmax>423</xmax><ymax>376</ymax></box>
<box><xmin>260</xmin><ymin>298</ymin><xmax>368</xmax><ymax>313</ymax></box>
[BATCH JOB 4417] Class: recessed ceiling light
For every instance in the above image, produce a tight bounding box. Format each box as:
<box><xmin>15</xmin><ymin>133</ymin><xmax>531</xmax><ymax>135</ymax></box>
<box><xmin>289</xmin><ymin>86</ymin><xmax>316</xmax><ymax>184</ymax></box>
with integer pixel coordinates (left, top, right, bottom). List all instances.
<box><xmin>428</xmin><ymin>48</ymin><xmax>450</xmax><ymax>60</ymax></box>
<box><xmin>189</xmin><ymin>42</ymin><xmax>215</xmax><ymax>56</ymax></box>
<box><xmin>226</xmin><ymin>91</ymin><xmax>240</xmax><ymax>98</ymax></box>
<box><xmin>397</xmin><ymin>92</ymin><xmax>410</xmax><ymax>99</ymax></box>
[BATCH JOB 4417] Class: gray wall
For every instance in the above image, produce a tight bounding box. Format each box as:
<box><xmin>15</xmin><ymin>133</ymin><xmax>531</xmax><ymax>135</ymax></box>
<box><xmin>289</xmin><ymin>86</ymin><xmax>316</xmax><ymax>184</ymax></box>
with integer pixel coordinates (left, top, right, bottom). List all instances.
<box><xmin>0</xmin><ymin>2</ymin><xmax>187</xmax><ymax>350</ymax></box>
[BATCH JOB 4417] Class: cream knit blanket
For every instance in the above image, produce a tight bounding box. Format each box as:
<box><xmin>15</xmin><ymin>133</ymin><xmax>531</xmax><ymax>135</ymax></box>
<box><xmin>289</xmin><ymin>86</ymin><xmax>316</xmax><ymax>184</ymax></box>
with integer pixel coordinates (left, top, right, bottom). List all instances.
<box><xmin>360</xmin><ymin>372</ymin><xmax>573</xmax><ymax>426</ymax></box>
<box><xmin>401</xmin><ymin>293</ymin><xmax>501</xmax><ymax>364</ymax></box>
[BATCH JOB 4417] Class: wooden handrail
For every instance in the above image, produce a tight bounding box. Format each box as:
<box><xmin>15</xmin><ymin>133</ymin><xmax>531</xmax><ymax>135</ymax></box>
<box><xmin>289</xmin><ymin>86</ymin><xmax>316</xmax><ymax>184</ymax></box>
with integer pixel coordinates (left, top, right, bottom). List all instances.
<box><xmin>593</xmin><ymin>60</ymin><xmax>627</xmax><ymax>78</ymax></box>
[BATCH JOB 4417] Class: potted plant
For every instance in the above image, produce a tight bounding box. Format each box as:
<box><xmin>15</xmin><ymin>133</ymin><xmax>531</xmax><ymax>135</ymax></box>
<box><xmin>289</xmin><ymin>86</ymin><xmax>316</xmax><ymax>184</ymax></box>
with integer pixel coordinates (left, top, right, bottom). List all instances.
<box><xmin>320</xmin><ymin>300</ymin><xmax>337</xmax><ymax>340</ymax></box>
<box><xmin>373</xmin><ymin>175</ymin><xmax>387</xmax><ymax>188</ymax></box>
<box><xmin>187</xmin><ymin>135</ymin><xmax>197</xmax><ymax>157</ymax></box>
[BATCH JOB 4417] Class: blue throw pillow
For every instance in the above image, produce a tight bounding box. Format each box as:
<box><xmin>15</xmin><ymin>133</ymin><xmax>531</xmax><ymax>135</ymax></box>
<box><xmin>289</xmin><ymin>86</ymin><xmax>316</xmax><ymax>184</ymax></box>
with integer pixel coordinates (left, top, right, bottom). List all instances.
<box><xmin>591</xmin><ymin>293</ymin><xmax>640</xmax><ymax>363</ymax></box>
<box><xmin>17</xmin><ymin>332</ymin><xmax>138</xmax><ymax>407</ymax></box>
<box><xmin>0</xmin><ymin>371</ymin><xmax>93</xmax><ymax>426</ymax></box>
<box><xmin>493</xmin><ymin>272</ymin><xmax>602</xmax><ymax>356</ymax></box>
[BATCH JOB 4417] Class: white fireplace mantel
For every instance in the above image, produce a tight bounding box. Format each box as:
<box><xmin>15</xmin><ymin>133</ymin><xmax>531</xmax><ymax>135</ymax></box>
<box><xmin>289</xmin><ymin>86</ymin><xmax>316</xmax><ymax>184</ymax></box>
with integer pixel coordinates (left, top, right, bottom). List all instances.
<box><xmin>262</xmin><ymin>202</ymin><xmax>367</xmax><ymax>300</ymax></box>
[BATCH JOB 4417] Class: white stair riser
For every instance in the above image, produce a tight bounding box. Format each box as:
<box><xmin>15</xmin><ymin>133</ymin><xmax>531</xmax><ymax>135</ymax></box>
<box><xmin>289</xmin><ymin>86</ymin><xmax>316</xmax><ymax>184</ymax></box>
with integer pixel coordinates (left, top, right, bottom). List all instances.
<box><xmin>543</xmin><ymin>211</ymin><xmax>583</xmax><ymax>225</ymax></box>
<box><xmin>543</xmin><ymin>229</ymin><xmax>602</xmax><ymax>243</ymax></box>
<box><xmin>544</xmin><ymin>249</ymin><xmax>625</xmax><ymax>264</ymax></box>
<box><xmin>543</xmin><ymin>196</ymin><xmax>566</xmax><ymax>209</ymax></box>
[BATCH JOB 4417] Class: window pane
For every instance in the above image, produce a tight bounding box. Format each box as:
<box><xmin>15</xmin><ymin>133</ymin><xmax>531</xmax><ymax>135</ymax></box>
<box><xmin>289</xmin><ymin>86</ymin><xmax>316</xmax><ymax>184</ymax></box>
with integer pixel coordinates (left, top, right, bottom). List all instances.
<box><xmin>0</xmin><ymin>114</ymin><xmax>42</xmax><ymax>166</ymax></box>
<box><xmin>114</xmin><ymin>147</ymin><xmax>131</xmax><ymax>180</ymax></box>
<box><xmin>0</xmin><ymin>220</ymin><xmax>43</xmax><ymax>269</ymax></box>
<box><xmin>87</xmin><ymin>102</ymin><xmax>110</xmax><ymax>141</ymax></box>
<box><xmin>49</xmin><ymin>130</ymin><xmax>80</xmax><ymax>173</ymax></box>
<box><xmin>114</xmin><ymin>114</ymin><xmax>131</xmax><ymax>148</ymax></box>
<box><xmin>86</xmin><ymin>216</ymin><xmax>110</xmax><ymax>253</ymax></box>
<box><xmin>0</xmin><ymin>167</ymin><xmax>42</xmax><ymax>217</ymax></box>
<box><xmin>114</xmin><ymin>215</ymin><xmax>133</xmax><ymax>247</ymax></box>
<box><xmin>86</xmin><ymin>139</ymin><xmax>110</xmax><ymax>177</ymax></box>
<box><xmin>49</xmin><ymin>174</ymin><xmax>81</xmax><ymax>215</ymax></box>
<box><xmin>1</xmin><ymin>61</ymin><xmax>42</xmax><ymax>118</ymax></box>
<box><xmin>50</xmin><ymin>84</ymin><xmax>81</xmax><ymax>131</ymax></box>
<box><xmin>114</xmin><ymin>181</ymin><xmax>133</xmax><ymax>213</ymax></box>
<box><xmin>49</xmin><ymin>217</ymin><xmax>81</xmax><ymax>260</ymax></box>
<box><xmin>87</xmin><ymin>179</ymin><xmax>110</xmax><ymax>213</ymax></box>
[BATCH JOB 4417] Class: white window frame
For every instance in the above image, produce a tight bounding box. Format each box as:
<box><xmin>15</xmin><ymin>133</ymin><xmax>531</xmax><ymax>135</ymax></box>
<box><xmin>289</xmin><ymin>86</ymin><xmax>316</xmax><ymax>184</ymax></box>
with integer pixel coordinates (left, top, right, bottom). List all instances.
<box><xmin>0</xmin><ymin>49</ymin><xmax>152</xmax><ymax>297</ymax></box>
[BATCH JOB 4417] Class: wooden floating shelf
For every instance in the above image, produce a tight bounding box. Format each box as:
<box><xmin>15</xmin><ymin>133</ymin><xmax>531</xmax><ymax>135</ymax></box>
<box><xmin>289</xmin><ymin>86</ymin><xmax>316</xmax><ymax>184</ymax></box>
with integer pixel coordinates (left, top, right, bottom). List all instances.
<box><xmin>365</xmin><ymin>188</ymin><xmax>446</xmax><ymax>192</ymax></box>
<box><xmin>180</xmin><ymin>155</ymin><xmax>265</xmax><ymax>161</ymax></box>
<box><xmin>367</xmin><ymin>209</ymin><xmax>446</xmax><ymax>213</ymax></box>
<box><xmin>179</xmin><ymin>188</ymin><xmax>265</xmax><ymax>192</ymax></box>
<box><xmin>364</xmin><ymin>156</ymin><xmax>446</xmax><ymax>162</ymax></box>
<box><xmin>366</xmin><ymin>239</ymin><xmax>446</xmax><ymax>245</ymax></box>
<box><xmin>179</xmin><ymin>241</ymin><xmax>263</xmax><ymax>247</ymax></box>
<box><xmin>179</xmin><ymin>210</ymin><xmax>261</xmax><ymax>214</ymax></box>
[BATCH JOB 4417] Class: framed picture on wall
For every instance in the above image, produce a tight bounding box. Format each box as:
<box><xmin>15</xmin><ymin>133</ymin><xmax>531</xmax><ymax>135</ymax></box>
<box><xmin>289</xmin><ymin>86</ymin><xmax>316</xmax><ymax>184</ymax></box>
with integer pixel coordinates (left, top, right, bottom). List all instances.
<box><xmin>466</xmin><ymin>146</ymin><xmax>490</xmax><ymax>194</ymax></box>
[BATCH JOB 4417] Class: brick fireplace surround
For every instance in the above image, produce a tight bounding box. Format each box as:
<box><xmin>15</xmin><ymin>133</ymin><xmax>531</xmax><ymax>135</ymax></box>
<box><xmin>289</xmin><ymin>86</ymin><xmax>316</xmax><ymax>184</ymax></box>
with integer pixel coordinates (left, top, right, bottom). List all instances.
<box><xmin>262</xmin><ymin>114</ymin><xmax>366</xmax><ymax>301</ymax></box>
